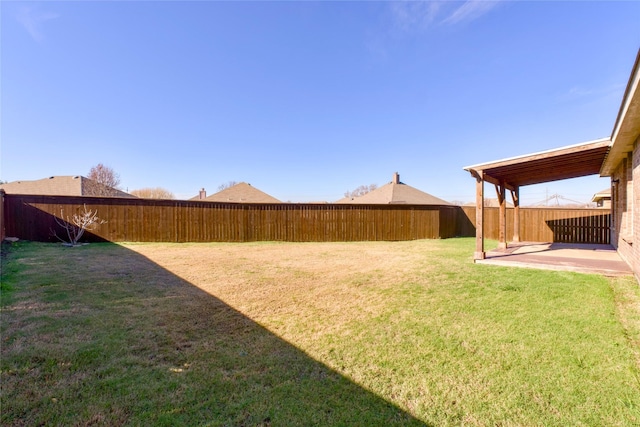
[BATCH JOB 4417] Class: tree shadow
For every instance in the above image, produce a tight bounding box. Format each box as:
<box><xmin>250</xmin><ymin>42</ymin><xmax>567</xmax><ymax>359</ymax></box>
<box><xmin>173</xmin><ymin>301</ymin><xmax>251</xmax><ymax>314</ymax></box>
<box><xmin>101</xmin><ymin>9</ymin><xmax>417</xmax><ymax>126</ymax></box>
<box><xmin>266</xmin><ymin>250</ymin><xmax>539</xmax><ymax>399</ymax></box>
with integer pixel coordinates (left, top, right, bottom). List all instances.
<box><xmin>1</xmin><ymin>241</ymin><xmax>430</xmax><ymax>426</ymax></box>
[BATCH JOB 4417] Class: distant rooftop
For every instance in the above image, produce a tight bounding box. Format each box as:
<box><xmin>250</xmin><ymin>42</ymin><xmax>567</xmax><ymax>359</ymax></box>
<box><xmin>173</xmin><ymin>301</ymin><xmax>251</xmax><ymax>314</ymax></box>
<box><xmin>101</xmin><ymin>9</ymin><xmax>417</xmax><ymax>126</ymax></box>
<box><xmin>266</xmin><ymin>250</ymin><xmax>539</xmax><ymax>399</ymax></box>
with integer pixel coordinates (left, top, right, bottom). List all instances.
<box><xmin>592</xmin><ymin>188</ymin><xmax>611</xmax><ymax>203</ymax></box>
<box><xmin>336</xmin><ymin>173</ymin><xmax>451</xmax><ymax>205</ymax></box>
<box><xmin>192</xmin><ymin>182</ymin><xmax>281</xmax><ymax>203</ymax></box>
<box><xmin>0</xmin><ymin>176</ymin><xmax>135</xmax><ymax>198</ymax></box>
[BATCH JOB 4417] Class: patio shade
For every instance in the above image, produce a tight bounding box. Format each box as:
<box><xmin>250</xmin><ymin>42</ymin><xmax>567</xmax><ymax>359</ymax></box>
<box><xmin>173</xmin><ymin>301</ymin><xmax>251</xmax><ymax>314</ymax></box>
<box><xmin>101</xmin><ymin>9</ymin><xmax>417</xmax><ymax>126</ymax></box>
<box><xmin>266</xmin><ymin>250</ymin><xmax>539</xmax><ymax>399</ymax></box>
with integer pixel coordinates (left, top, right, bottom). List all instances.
<box><xmin>463</xmin><ymin>138</ymin><xmax>611</xmax><ymax>189</ymax></box>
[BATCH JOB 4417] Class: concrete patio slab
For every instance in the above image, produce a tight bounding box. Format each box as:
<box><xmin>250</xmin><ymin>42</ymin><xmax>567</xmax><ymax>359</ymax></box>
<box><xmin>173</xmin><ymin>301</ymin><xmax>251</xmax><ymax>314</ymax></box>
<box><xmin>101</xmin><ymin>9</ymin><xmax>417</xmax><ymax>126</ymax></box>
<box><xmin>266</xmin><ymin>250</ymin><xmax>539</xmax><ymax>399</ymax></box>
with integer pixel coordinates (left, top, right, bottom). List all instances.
<box><xmin>475</xmin><ymin>242</ymin><xmax>633</xmax><ymax>277</ymax></box>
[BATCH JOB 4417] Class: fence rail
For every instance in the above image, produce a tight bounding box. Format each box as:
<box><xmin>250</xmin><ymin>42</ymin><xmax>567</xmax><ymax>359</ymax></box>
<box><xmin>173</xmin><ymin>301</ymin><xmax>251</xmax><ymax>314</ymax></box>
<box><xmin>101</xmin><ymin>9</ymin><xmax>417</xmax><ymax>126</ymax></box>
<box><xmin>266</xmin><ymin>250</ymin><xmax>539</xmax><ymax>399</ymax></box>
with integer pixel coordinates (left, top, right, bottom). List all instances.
<box><xmin>3</xmin><ymin>194</ymin><xmax>610</xmax><ymax>244</ymax></box>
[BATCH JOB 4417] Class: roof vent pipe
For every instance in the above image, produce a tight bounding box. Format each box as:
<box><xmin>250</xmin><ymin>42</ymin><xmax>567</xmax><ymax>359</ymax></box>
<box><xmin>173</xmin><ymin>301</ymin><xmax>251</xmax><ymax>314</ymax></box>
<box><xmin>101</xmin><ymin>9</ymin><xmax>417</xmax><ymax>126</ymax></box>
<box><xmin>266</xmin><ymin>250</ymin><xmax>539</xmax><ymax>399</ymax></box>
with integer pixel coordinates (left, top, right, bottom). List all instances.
<box><xmin>392</xmin><ymin>172</ymin><xmax>400</xmax><ymax>184</ymax></box>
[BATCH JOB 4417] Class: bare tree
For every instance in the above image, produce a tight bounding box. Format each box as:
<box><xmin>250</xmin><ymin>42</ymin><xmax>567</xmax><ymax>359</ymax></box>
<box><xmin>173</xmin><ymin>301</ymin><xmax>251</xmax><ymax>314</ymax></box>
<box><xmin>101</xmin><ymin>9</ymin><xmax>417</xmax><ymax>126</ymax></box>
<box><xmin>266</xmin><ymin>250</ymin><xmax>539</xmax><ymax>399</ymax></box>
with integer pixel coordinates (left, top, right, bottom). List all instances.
<box><xmin>130</xmin><ymin>187</ymin><xmax>175</xmax><ymax>199</ymax></box>
<box><xmin>344</xmin><ymin>184</ymin><xmax>378</xmax><ymax>199</ymax></box>
<box><xmin>86</xmin><ymin>163</ymin><xmax>121</xmax><ymax>196</ymax></box>
<box><xmin>52</xmin><ymin>205</ymin><xmax>106</xmax><ymax>246</ymax></box>
<box><xmin>218</xmin><ymin>181</ymin><xmax>239</xmax><ymax>191</ymax></box>
<box><xmin>88</xmin><ymin>163</ymin><xmax>120</xmax><ymax>187</ymax></box>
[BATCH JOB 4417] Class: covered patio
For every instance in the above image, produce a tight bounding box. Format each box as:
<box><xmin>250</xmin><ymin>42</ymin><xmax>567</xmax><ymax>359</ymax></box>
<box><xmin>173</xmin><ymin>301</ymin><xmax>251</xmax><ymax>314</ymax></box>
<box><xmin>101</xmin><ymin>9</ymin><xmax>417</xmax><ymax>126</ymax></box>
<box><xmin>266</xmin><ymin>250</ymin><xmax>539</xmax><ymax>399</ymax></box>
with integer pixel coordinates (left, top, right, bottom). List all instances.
<box><xmin>463</xmin><ymin>138</ymin><xmax>612</xmax><ymax>261</ymax></box>
<box><xmin>475</xmin><ymin>241</ymin><xmax>632</xmax><ymax>276</ymax></box>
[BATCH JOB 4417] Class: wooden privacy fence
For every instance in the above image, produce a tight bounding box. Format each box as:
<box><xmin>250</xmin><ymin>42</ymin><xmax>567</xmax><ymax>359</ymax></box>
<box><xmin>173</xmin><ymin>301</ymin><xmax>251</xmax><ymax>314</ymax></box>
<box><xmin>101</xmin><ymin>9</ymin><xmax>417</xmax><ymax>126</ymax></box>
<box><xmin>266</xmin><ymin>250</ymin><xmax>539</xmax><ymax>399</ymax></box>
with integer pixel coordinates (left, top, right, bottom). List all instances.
<box><xmin>3</xmin><ymin>194</ymin><xmax>610</xmax><ymax>244</ymax></box>
<box><xmin>459</xmin><ymin>206</ymin><xmax>611</xmax><ymax>244</ymax></box>
<box><xmin>0</xmin><ymin>191</ymin><xmax>5</xmax><ymax>241</ymax></box>
<box><xmin>3</xmin><ymin>195</ymin><xmax>468</xmax><ymax>243</ymax></box>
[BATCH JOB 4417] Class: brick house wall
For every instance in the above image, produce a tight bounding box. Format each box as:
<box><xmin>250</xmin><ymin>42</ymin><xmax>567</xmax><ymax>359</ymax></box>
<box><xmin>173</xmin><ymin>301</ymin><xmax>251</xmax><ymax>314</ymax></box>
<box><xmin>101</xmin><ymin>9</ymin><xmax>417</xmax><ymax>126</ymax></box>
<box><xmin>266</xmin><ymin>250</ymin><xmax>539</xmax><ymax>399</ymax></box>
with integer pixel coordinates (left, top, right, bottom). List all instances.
<box><xmin>604</xmin><ymin>49</ymin><xmax>640</xmax><ymax>283</ymax></box>
<box><xmin>633</xmin><ymin>138</ymin><xmax>639</xmax><ymax>280</ymax></box>
<box><xmin>612</xmin><ymin>137</ymin><xmax>639</xmax><ymax>281</ymax></box>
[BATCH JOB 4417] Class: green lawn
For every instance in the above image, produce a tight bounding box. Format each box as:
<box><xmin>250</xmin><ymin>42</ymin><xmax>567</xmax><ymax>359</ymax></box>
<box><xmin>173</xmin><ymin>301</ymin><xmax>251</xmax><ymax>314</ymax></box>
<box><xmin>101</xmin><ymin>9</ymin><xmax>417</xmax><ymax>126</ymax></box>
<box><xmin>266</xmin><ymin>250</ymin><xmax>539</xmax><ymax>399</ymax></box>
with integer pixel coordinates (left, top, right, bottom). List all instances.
<box><xmin>1</xmin><ymin>238</ymin><xmax>639</xmax><ymax>426</ymax></box>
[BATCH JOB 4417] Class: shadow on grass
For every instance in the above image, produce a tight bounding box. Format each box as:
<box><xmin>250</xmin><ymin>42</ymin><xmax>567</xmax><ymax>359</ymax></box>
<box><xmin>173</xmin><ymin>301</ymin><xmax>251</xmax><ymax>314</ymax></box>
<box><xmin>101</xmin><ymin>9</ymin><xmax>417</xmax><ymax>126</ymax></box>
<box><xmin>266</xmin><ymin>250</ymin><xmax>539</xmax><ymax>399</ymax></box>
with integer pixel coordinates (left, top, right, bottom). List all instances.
<box><xmin>1</xmin><ymin>242</ymin><xmax>429</xmax><ymax>426</ymax></box>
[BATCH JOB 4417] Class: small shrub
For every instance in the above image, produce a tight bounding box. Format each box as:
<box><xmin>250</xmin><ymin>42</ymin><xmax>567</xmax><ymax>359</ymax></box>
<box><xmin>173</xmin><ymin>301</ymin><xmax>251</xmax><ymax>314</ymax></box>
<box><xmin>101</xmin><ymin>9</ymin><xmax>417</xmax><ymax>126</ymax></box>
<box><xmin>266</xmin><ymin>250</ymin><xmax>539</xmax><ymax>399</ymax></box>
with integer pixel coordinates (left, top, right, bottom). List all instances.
<box><xmin>52</xmin><ymin>205</ymin><xmax>106</xmax><ymax>246</ymax></box>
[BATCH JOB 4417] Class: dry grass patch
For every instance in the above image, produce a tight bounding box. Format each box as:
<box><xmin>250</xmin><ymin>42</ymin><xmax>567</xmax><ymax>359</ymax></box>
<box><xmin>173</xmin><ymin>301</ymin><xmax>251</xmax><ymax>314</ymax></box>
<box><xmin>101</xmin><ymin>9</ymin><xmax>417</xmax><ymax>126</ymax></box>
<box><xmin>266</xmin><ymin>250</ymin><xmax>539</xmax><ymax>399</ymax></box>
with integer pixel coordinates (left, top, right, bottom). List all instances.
<box><xmin>127</xmin><ymin>241</ymin><xmax>432</xmax><ymax>337</ymax></box>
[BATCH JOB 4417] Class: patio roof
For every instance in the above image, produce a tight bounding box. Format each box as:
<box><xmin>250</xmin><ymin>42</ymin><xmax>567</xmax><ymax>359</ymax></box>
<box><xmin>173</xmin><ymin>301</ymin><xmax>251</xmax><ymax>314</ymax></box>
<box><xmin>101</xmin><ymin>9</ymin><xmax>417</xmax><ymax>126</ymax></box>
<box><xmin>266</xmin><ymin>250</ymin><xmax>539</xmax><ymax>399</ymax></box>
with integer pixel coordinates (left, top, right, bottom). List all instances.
<box><xmin>463</xmin><ymin>137</ymin><xmax>612</xmax><ymax>260</ymax></box>
<box><xmin>463</xmin><ymin>138</ymin><xmax>611</xmax><ymax>189</ymax></box>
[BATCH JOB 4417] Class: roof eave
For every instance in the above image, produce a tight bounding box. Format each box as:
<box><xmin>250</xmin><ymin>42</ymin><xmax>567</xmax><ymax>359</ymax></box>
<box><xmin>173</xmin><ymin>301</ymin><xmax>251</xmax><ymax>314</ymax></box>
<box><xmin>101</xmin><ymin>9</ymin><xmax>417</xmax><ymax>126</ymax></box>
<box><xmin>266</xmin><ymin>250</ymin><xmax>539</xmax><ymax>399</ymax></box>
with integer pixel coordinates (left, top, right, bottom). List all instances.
<box><xmin>463</xmin><ymin>138</ymin><xmax>611</xmax><ymax>174</ymax></box>
<box><xmin>600</xmin><ymin>48</ymin><xmax>640</xmax><ymax>176</ymax></box>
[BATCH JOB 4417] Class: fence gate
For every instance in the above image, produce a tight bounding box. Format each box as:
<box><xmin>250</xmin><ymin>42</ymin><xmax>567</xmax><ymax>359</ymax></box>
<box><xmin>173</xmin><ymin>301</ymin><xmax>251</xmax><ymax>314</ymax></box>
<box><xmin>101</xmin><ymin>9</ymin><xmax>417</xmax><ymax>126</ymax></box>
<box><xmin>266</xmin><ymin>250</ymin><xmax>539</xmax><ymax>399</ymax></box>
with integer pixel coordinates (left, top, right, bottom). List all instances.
<box><xmin>546</xmin><ymin>213</ymin><xmax>611</xmax><ymax>245</ymax></box>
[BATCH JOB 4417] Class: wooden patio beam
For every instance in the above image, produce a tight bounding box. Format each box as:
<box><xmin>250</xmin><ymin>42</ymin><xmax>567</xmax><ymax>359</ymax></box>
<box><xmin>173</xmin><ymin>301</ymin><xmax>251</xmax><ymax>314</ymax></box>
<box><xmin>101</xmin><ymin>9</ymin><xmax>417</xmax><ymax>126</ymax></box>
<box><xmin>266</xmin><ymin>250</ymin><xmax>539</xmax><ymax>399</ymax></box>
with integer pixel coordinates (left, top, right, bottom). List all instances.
<box><xmin>495</xmin><ymin>182</ymin><xmax>507</xmax><ymax>249</ymax></box>
<box><xmin>478</xmin><ymin>172</ymin><xmax>516</xmax><ymax>192</ymax></box>
<box><xmin>511</xmin><ymin>186</ymin><xmax>520</xmax><ymax>242</ymax></box>
<box><xmin>473</xmin><ymin>170</ymin><xmax>485</xmax><ymax>260</ymax></box>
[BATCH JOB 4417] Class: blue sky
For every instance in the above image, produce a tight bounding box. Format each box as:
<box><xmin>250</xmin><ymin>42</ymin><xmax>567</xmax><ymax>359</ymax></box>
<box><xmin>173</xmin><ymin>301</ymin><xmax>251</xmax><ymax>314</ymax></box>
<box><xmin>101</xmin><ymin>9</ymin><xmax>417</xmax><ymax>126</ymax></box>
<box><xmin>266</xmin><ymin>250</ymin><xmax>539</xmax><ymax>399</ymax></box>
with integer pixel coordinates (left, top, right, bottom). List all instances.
<box><xmin>2</xmin><ymin>1</ymin><xmax>639</xmax><ymax>204</ymax></box>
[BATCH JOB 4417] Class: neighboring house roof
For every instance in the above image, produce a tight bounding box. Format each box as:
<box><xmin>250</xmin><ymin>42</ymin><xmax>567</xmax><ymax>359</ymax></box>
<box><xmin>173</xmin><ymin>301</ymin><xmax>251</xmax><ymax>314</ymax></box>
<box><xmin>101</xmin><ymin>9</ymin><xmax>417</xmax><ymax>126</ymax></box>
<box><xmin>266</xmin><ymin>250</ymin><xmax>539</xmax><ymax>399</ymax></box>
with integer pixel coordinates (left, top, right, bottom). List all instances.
<box><xmin>336</xmin><ymin>173</ymin><xmax>452</xmax><ymax>205</ymax></box>
<box><xmin>199</xmin><ymin>182</ymin><xmax>281</xmax><ymax>203</ymax></box>
<box><xmin>0</xmin><ymin>176</ymin><xmax>135</xmax><ymax>198</ymax></box>
<box><xmin>591</xmin><ymin>187</ymin><xmax>612</xmax><ymax>203</ymax></box>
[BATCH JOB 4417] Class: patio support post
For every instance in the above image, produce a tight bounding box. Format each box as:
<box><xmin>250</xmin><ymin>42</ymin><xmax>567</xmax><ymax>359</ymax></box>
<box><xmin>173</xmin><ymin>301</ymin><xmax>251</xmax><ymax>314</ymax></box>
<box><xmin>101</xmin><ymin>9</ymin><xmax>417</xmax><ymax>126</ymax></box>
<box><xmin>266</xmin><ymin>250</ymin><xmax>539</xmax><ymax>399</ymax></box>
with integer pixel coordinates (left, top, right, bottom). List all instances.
<box><xmin>496</xmin><ymin>181</ymin><xmax>507</xmax><ymax>249</ymax></box>
<box><xmin>473</xmin><ymin>170</ymin><xmax>485</xmax><ymax>260</ymax></box>
<box><xmin>511</xmin><ymin>186</ymin><xmax>520</xmax><ymax>242</ymax></box>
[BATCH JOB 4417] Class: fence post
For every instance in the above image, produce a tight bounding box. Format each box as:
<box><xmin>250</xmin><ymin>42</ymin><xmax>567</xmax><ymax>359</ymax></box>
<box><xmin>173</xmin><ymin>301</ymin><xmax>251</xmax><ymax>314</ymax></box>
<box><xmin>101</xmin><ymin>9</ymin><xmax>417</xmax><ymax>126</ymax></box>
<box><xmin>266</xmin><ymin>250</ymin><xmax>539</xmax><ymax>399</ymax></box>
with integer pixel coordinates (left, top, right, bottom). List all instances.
<box><xmin>0</xmin><ymin>190</ymin><xmax>4</xmax><ymax>241</ymax></box>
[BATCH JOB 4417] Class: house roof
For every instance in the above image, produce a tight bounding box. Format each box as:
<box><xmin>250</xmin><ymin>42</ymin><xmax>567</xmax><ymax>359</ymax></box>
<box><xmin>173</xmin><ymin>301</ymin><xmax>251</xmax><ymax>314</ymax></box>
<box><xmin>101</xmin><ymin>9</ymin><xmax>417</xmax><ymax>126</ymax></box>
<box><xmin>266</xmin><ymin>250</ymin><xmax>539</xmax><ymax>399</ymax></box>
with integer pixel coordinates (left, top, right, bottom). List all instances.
<box><xmin>591</xmin><ymin>187</ymin><xmax>611</xmax><ymax>203</ymax></box>
<box><xmin>0</xmin><ymin>176</ymin><xmax>135</xmax><ymax>198</ymax></box>
<box><xmin>464</xmin><ymin>49</ymin><xmax>639</xmax><ymax>186</ymax></box>
<box><xmin>201</xmin><ymin>182</ymin><xmax>281</xmax><ymax>203</ymax></box>
<box><xmin>336</xmin><ymin>173</ymin><xmax>452</xmax><ymax>205</ymax></box>
<box><xmin>601</xmin><ymin>48</ymin><xmax>640</xmax><ymax>176</ymax></box>
<box><xmin>463</xmin><ymin>138</ymin><xmax>611</xmax><ymax>189</ymax></box>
